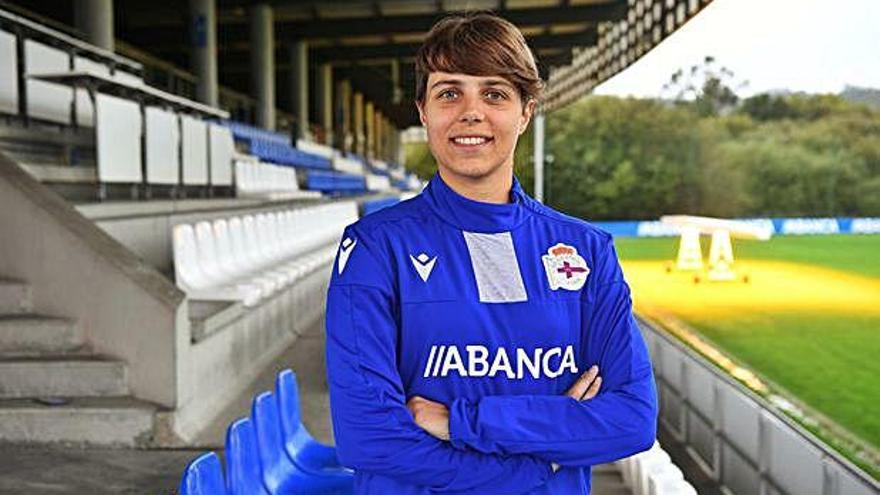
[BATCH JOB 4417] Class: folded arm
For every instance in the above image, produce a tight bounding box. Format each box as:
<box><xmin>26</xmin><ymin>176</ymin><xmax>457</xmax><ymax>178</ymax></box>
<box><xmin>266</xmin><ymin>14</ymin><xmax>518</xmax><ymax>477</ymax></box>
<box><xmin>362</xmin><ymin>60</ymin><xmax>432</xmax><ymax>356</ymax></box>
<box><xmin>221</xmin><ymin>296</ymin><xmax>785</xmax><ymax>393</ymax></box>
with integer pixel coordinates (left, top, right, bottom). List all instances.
<box><xmin>447</xmin><ymin>239</ymin><xmax>659</xmax><ymax>467</ymax></box>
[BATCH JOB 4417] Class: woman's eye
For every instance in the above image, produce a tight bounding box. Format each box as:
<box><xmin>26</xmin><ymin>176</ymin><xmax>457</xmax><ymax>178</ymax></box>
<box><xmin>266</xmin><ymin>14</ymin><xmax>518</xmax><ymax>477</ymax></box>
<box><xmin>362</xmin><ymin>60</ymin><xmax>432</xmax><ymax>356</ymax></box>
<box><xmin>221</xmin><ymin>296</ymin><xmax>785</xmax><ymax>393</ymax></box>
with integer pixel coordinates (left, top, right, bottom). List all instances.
<box><xmin>439</xmin><ymin>90</ymin><xmax>458</xmax><ymax>100</ymax></box>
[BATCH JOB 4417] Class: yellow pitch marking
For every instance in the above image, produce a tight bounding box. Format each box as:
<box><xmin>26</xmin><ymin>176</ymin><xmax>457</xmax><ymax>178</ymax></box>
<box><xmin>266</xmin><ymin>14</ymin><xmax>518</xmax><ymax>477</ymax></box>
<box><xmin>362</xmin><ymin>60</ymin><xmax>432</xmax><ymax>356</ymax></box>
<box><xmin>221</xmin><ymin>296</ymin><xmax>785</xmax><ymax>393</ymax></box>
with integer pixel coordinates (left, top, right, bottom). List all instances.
<box><xmin>622</xmin><ymin>260</ymin><xmax>880</xmax><ymax>318</ymax></box>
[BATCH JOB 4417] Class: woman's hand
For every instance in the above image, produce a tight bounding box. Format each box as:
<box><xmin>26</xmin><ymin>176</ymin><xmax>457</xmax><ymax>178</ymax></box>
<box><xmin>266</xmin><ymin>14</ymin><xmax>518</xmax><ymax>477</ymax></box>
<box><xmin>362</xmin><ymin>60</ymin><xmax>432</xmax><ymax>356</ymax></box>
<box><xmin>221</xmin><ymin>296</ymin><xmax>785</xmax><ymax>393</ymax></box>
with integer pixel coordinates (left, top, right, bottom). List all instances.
<box><xmin>565</xmin><ymin>365</ymin><xmax>602</xmax><ymax>400</ymax></box>
<box><xmin>407</xmin><ymin>396</ymin><xmax>451</xmax><ymax>441</ymax></box>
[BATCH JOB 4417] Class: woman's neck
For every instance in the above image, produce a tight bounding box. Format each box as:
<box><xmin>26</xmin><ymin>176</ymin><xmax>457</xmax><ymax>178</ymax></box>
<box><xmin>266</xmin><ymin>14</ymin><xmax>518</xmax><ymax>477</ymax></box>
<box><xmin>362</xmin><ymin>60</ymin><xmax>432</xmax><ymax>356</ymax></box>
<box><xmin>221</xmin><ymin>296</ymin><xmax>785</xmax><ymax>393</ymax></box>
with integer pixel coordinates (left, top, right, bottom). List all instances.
<box><xmin>437</xmin><ymin>166</ymin><xmax>513</xmax><ymax>204</ymax></box>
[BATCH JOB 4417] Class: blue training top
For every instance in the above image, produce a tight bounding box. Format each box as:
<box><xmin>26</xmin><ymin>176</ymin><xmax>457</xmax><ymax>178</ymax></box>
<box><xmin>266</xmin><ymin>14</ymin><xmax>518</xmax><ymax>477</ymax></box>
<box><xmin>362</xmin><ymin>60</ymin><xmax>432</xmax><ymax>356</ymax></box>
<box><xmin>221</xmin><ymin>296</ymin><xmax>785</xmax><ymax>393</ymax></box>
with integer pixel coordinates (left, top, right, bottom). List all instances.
<box><xmin>325</xmin><ymin>171</ymin><xmax>658</xmax><ymax>495</ymax></box>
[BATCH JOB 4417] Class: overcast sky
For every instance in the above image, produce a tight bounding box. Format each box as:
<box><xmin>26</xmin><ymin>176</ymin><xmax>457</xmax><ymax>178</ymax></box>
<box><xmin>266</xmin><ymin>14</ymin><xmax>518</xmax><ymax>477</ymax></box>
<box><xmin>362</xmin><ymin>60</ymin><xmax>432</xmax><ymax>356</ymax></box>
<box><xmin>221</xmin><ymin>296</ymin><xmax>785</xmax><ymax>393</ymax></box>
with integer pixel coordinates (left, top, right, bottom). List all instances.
<box><xmin>593</xmin><ymin>0</ymin><xmax>880</xmax><ymax>98</ymax></box>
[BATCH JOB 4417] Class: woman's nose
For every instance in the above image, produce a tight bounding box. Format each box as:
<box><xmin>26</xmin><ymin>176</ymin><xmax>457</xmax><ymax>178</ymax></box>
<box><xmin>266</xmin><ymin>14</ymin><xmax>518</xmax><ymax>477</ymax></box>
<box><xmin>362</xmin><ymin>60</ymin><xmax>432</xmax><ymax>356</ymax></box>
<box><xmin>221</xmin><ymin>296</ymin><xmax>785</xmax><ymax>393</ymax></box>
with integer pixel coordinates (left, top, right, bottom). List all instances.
<box><xmin>460</xmin><ymin>110</ymin><xmax>482</xmax><ymax>123</ymax></box>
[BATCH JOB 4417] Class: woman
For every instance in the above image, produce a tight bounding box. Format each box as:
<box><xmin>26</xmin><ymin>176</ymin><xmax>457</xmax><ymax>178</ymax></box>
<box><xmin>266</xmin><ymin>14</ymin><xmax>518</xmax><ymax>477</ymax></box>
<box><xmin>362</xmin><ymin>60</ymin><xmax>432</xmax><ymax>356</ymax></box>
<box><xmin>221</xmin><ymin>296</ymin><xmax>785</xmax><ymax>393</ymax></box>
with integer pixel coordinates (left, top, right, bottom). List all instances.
<box><xmin>325</xmin><ymin>12</ymin><xmax>657</xmax><ymax>495</ymax></box>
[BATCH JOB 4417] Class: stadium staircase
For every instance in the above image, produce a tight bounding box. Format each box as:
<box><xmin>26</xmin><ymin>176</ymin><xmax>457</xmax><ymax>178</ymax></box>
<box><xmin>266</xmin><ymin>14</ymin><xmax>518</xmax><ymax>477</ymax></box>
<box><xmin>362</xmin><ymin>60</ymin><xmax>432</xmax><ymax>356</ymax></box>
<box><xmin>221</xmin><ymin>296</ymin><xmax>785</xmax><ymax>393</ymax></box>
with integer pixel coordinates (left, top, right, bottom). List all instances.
<box><xmin>0</xmin><ymin>276</ymin><xmax>155</xmax><ymax>445</ymax></box>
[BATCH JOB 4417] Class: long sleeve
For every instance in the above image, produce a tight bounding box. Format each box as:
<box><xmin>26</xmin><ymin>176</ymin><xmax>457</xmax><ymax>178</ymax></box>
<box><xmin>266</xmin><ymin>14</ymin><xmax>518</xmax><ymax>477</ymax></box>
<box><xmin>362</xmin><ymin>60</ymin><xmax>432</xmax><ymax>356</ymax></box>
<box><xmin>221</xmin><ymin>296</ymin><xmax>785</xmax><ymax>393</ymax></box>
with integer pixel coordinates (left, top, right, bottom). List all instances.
<box><xmin>446</xmin><ymin>237</ymin><xmax>658</xmax><ymax>467</ymax></box>
<box><xmin>325</xmin><ymin>225</ymin><xmax>553</xmax><ymax>494</ymax></box>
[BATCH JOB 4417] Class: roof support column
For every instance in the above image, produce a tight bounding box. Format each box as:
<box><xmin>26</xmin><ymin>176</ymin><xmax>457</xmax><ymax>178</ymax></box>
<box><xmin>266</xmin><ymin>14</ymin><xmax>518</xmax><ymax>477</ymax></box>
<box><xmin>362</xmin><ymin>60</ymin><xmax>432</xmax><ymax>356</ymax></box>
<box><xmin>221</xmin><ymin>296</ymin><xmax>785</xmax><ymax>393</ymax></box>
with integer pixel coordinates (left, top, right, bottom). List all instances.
<box><xmin>394</xmin><ymin>128</ymin><xmax>404</xmax><ymax>167</ymax></box>
<box><xmin>533</xmin><ymin>112</ymin><xmax>545</xmax><ymax>203</ymax></box>
<box><xmin>375</xmin><ymin>111</ymin><xmax>384</xmax><ymax>161</ymax></box>
<box><xmin>317</xmin><ymin>63</ymin><xmax>333</xmax><ymax>145</ymax></box>
<box><xmin>353</xmin><ymin>92</ymin><xmax>364</xmax><ymax>157</ymax></box>
<box><xmin>365</xmin><ymin>101</ymin><xmax>375</xmax><ymax>159</ymax></box>
<box><xmin>289</xmin><ymin>40</ymin><xmax>308</xmax><ymax>139</ymax></box>
<box><xmin>75</xmin><ymin>0</ymin><xmax>114</xmax><ymax>52</ymax></box>
<box><xmin>381</xmin><ymin>116</ymin><xmax>390</xmax><ymax>162</ymax></box>
<box><xmin>390</xmin><ymin>59</ymin><xmax>402</xmax><ymax>104</ymax></box>
<box><xmin>189</xmin><ymin>0</ymin><xmax>218</xmax><ymax>106</ymax></box>
<box><xmin>336</xmin><ymin>80</ymin><xmax>351</xmax><ymax>152</ymax></box>
<box><xmin>250</xmin><ymin>3</ymin><xmax>275</xmax><ymax>130</ymax></box>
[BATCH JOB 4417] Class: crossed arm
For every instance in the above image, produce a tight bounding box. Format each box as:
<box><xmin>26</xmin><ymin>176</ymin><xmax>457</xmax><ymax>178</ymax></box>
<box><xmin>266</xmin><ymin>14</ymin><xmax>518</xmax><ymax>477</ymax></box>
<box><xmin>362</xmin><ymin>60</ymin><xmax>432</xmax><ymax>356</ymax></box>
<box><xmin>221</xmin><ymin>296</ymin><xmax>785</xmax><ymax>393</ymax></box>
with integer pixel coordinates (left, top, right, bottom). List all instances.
<box><xmin>407</xmin><ymin>364</ymin><xmax>604</xmax><ymax>442</ymax></box>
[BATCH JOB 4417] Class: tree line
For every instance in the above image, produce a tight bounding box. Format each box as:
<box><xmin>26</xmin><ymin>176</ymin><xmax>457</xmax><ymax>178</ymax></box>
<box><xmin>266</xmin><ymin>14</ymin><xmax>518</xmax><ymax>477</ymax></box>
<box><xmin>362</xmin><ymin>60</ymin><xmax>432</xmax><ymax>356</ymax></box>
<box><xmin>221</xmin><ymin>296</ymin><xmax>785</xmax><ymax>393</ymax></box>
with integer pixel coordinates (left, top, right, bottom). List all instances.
<box><xmin>406</xmin><ymin>90</ymin><xmax>880</xmax><ymax>220</ymax></box>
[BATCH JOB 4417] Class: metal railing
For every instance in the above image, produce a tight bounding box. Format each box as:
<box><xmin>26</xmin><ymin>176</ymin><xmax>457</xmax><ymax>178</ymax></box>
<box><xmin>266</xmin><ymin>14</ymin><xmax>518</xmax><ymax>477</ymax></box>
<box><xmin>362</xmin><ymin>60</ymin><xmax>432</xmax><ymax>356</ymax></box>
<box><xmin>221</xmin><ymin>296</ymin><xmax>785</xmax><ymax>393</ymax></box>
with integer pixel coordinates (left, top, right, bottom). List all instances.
<box><xmin>638</xmin><ymin>317</ymin><xmax>879</xmax><ymax>495</ymax></box>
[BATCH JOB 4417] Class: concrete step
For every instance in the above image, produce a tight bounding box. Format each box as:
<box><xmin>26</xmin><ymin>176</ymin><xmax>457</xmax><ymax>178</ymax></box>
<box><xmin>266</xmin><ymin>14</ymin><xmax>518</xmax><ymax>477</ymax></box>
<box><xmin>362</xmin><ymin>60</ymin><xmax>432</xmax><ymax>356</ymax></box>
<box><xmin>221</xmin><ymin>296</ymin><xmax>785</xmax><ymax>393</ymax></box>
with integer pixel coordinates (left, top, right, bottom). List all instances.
<box><xmin>0</xmin><ymin>397</ymin><xmax>155</xmax><ymax>447</ymax></box>
<box><xmin>0</xmin><ymin>279</ymin><xmax>32</xmax><ymax>314</ymax></box>
<box><xmin>0</xmin><ymin>315</ymin><xmax>83</xmax><ymax>356</ymax></box>
<box><xmin>0</xmin><ymin>357</ymin><xmax>128</xmax><ymax>399</ymax></box>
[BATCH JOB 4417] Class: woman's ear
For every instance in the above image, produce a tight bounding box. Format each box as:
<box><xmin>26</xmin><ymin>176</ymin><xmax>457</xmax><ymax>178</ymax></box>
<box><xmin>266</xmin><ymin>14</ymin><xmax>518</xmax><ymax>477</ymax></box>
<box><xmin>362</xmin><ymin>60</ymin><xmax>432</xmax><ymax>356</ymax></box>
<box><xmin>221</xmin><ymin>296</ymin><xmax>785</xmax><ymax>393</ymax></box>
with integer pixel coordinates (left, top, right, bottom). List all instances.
<box><xmin>416</xmin><ymin>100</ymin><xmax>427</xmax><ymax>127</ymax></box>
<box><xmin>519</xmin><ymin>98</ymin><xmax>536</xmax><ymax>134</ymax></box>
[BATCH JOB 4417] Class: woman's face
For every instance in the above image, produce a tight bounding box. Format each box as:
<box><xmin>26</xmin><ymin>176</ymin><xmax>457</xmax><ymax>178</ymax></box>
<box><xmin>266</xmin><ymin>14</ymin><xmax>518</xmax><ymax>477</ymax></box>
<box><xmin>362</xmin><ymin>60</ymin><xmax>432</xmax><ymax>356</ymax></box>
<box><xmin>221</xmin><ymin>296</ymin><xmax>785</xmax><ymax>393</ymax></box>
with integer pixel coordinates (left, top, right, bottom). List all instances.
<box><xmin>417</xmin><ymin>71</ymin><xmax>534</xmax><ymax>182</ymax></box>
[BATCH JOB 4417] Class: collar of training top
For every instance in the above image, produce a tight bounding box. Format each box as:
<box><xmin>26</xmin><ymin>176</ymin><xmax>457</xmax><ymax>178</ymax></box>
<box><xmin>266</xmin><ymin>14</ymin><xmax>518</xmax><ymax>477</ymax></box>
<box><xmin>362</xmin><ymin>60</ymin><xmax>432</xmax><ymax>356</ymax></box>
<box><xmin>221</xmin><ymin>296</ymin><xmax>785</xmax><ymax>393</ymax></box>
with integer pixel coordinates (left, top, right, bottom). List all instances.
<box><xmin>422</xmin><ymin>171</ymin><xmax>533</xmax><ymax>233</ymax></box>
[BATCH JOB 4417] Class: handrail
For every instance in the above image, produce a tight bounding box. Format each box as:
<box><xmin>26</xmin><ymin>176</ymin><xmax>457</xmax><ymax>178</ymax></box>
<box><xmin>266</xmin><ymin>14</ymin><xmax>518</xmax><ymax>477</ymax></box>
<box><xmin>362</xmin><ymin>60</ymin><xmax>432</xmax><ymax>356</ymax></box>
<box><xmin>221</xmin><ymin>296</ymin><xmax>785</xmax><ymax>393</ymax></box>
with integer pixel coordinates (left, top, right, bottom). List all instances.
<box><xmin>29</xmin><ymin>71</ymin><xmax>230</xmax><ymax>119</ymax></box>
<box><xmin>0</xmin><ymin>6</ymin><xmax>141</xmax><ymax>72</ymax></box>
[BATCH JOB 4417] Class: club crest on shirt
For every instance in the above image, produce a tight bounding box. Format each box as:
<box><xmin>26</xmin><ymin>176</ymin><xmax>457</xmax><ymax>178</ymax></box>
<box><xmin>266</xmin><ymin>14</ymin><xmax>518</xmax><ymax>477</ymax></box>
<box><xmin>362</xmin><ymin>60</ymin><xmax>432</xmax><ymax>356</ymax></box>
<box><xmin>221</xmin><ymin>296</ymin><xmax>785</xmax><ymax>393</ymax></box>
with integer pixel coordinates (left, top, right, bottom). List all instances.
<box><xmin>542</xmin><ymin>242</ymin><xmax>590</xmax><ymax>291</ymax></box>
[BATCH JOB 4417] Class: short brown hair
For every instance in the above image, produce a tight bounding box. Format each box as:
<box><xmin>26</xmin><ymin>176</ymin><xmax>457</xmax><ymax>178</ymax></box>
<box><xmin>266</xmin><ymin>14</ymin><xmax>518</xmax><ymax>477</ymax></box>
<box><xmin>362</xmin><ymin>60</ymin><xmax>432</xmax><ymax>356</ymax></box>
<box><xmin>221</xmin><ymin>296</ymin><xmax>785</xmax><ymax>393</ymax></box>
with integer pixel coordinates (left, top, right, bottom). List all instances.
<box><xmin>414</xmin><ymin>12</ymin><xmax>544</xmax><ymax>106</ymax></box>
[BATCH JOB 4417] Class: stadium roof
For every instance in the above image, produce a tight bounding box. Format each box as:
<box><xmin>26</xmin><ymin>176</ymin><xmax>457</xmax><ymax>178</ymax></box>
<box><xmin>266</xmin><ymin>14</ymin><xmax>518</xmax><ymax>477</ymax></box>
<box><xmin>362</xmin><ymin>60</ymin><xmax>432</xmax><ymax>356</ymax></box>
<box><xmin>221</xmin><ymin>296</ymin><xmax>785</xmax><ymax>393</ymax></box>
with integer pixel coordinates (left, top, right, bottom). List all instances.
<box><xmin>112</xmin><ymin>0</ymin><xmax>710</xmax><ymax>125</ymax></box>
<box><xmin>14</xmin><ymin>0</ymin><xmax>712</xmax><ymax>127</ymax></box>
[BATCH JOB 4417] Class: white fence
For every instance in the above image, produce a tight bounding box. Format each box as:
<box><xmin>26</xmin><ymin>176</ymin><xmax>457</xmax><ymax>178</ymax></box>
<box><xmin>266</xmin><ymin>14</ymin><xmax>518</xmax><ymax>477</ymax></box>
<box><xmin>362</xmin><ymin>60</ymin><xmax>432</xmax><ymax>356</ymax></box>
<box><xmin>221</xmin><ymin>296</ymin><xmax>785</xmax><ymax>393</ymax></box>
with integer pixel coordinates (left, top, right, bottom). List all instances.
<box><xmin>639</xmin><ymin>318</ymin><xmax>879</xmax><ymax>495</ymax></box>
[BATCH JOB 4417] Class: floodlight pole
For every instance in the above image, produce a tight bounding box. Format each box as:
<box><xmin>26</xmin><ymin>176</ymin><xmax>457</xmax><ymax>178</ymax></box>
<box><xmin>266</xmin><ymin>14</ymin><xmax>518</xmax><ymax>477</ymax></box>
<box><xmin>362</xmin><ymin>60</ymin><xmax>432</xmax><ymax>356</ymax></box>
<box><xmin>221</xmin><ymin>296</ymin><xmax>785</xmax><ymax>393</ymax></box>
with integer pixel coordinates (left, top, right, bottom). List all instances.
<box><xmin>533</xmin><ymin>112</ymin><xmax>545</xmax><ymax>203</ymax></box>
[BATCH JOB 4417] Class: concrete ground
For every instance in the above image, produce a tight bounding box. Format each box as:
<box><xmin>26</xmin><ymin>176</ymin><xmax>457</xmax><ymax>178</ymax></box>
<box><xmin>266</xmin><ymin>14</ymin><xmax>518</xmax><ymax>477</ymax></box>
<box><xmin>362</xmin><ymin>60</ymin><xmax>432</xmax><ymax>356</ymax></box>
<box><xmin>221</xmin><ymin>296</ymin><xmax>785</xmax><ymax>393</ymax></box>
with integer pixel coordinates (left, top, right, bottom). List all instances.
<box><xmin>0</xmin><ymin>316</ymin><xmax>631</xmax><ymax>495</ymax></box>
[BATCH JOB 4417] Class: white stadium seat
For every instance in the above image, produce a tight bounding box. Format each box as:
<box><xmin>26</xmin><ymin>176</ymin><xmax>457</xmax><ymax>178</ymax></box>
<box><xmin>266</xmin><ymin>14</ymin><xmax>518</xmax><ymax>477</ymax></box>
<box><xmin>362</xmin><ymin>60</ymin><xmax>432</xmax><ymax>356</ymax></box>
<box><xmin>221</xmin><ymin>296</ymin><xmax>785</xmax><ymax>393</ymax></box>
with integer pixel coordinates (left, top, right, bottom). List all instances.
<box><xmin>640</xmin><ymin>461</ymin><xmax>683</xmax><ymax>495</ymax></box>
<box><xmin>234</xmin><ymin>159</ymin><xmax>320</xmax><ymax>199</ymax></box>
<box><xmin>615</xmin><ymin>440</ymin><xmax>699</xmax><ymax>495</ymax></box>
<box><xmin>172</xmin><ymin>202</ymin><xmax>357</xmax><ymax>307</ymax></box>
<box><xmin>172</xmin><ymin>224</ymin><xmax>261</xmax><ymax>307</ymax></box>
<box><xmin>647</xmin><ymin>464</ymin><xmax>687</xmax><ymax>495</ymax></box>
<box><xmin>649</xmin><ymin>477</ymin><xmax>698</xmax><ymax>495</ymax></box>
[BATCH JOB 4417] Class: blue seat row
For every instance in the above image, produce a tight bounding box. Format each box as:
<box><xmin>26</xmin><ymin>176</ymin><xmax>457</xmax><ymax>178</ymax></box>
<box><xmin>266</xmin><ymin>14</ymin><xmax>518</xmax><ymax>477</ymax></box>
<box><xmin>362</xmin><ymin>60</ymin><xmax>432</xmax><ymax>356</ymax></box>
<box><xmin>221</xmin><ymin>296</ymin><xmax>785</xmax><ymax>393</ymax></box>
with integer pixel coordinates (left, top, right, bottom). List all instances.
<box><xmin>306</xmin><ymin>170</ymin><xmax>367</xmax><ymax>194</ymax></box>
<box><xmin>179</xmin><ymin>369</ymin><xmax>354</xmax><ymax>495</ymax></box>
<box><xmin>220</xmin><ymin>120</ymin><xmax>292</xmax><ymax>147</ymax></box>
<box><xmin>251</xmin><ymin>140</ymin><xmax>333</xmax><ymax>170</ymax></box>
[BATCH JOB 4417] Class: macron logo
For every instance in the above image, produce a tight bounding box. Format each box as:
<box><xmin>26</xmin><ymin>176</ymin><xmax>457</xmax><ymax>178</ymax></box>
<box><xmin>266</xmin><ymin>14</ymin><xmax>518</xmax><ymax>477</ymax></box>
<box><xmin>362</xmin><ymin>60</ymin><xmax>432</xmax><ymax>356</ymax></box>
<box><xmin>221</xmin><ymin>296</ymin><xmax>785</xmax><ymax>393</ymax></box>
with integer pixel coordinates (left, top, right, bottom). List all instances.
<box><xmin>337</xmin><ymin>237</ymin><xmax>357</xmax><ymax>274</ymax></box>
<box><xmin>409</xmin><ymin>252</ymin><xmax>437</xmax><ymax>282</ymax></box>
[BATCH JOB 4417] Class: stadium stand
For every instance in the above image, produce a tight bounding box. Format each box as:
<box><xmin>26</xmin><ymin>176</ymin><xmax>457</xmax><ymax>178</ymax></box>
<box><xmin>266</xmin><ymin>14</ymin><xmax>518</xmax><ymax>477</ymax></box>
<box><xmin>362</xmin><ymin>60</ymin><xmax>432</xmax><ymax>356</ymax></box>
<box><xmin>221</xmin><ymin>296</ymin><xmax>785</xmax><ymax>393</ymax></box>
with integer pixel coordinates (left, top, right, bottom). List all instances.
<box><xmin>0</xmin><ymin>4</ymin><xmax>421</xmax><ymax>456</ymax></box>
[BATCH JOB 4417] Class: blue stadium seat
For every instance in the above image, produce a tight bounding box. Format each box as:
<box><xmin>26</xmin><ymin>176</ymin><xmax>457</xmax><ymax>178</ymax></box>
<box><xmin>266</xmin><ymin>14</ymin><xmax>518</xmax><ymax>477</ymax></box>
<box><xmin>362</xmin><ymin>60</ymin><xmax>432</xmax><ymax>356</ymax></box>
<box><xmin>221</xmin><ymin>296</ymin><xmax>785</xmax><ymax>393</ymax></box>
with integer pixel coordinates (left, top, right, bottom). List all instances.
<box><xmin>179</xmin><ymin>452</ymin><xmax>228</xmax><ymax>495</ymax></box>
<box><xmin>276</xmin><ymin>370</ymin><xmax>353</xmax><ymax>487</ymax></box>
<box><xmin>226</xmin><ymin>417</ymin><xmax>271</xmax><ymax>495</ymax></box>
<box><xmin>305</xmin><ymin>170</ymin><xmax>366</xmax><ymax>194</ymax></box>
<box><xmin>252</xmin><ymin>391</ymin><xmax>351</xmax><ymax>495</ymax></box>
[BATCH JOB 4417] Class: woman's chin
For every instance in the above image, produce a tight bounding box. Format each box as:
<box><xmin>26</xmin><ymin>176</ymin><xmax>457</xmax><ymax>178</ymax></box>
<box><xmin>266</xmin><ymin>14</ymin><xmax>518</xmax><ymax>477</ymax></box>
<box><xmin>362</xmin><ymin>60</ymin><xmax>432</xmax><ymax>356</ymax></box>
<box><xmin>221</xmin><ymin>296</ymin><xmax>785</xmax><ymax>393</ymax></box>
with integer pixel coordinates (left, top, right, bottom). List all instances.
<box><xmin>442</xmin><ymin>162</ymin><xmax>504</xmax><ymax>180</ymax></box>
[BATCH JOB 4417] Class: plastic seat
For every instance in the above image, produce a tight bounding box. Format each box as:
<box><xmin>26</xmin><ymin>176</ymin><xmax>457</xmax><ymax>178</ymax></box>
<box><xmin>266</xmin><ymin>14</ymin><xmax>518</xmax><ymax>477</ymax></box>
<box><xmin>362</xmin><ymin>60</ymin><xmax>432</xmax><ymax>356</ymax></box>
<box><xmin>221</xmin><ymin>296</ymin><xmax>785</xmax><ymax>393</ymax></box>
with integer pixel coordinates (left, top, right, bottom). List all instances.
<box><xmin>242</xmin><ymin>215</ymin><xmax>290</xmax><ymax>287</ymax></box>
<box><xmin>254</xmin><ymin>213</ymin><xmax>302</xmax><ymax>281</ymax></box>
<box><xmin>226</xmin><ymin>417</ymin><xmax>271</xmax><ymax>495</ymax></box>
<box><xmin>649</xmin><ymin>477</ymin><xmax>697</xmax><ymax>495</ymax></box>
<box><xmin>252</xmin><ymin>391</ymin><xmax>352</xmax><ymax>495</ymax></box>
<box><xmin>642</xmin><ymin>462</ymin><xmax>682</xmax><ymax>495</ymax></box>
<box><xmin>194</xmin><ymin>221</ymin><xmax>262</xmax><ymax>306</ymax></box>
<box><xmin>179</xmin><ymin>452</ymin><xmax>228</xmax><ymax>495</ymax></box>
<box><xmin>276</xmin><ymin>369</ymin><xmax>353</xmax><ymax>486</ymax></box>
<box><xmin>227</xmin><ymin>217</ymin><xmax>278</xmax><ymax>296</ymax></box>
<box><xmin>633</xmin><ymin>447</ymin><xmax>671</xmax><ymax>495</ymax></box>
<box><xmin>173</xmin><ymin>224</ymin><xmax>260</xmax><ymax>306</ymax></box>
<box><xmin>620</xmin><ymin>440</ymin><xmax>660</xmax><ymax>487</ymax></box>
